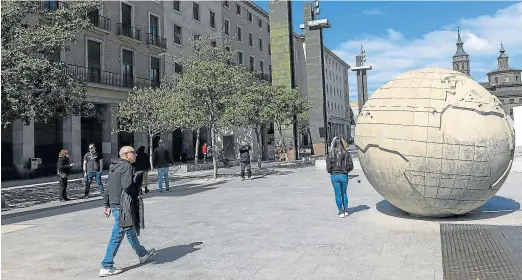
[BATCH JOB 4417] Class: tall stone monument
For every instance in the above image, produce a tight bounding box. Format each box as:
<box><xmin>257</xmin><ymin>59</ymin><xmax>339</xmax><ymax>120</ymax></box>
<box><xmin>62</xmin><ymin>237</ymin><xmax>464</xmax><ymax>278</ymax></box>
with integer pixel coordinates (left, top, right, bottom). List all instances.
<box><xmin>268</xmin><ymin>0</ymin><xmax>298</xmax><ymax>160</ymax></box>
<box><xmin>301</xmin><ymin>0</ymin><xmax>331</xmax><ymax>155</ymax></box>
<box><xmin>351</xmin><ymin>46</ymin><xmax>372</xmax><ymax>114</ymax></box>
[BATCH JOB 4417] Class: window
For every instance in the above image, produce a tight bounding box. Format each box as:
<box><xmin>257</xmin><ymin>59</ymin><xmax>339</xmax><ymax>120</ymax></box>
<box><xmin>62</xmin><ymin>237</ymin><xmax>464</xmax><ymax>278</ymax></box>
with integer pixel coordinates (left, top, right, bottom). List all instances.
<box><xmin>210</xmin><ymin>11</ymin><xmax>216</xmax><ymax>29</ymax></box>
<box><xmin>211</xmin><ymin>40</ymin><xmax>217</xmax><ymax>47</ymax></box>
<box><xmin>48</xmin><ymin>47</ymin><xmax>61</xmax><ymax>62</ymax></box>
<box><xmin>237</xmin><ymin>26</ymin><xmax>242</xmax><ymax>42</ymax></box>
<box><xmin>150</xmin><ymin>57</ymin><xmax>160</xmax><ymax>84</ymax></box>
<box><xmin>269</xmin><ymin>64</ymin><xmax>272</xmax><ymax>78</ymax></box>
<box><xmin>259</xmin><ymin>60</ymin><xmax>264</xmax><ymax>74</ymax></box>
<box><xmin>225</xmin><ymin>46</ymin><xmax>231</xmax><ymax>64</ymax></box>
<box><xmin>495</xmin><ymin>77</ymin><xmax>499</xmax><ymax>84</ymax></box>
<box><xmin>224</xmin><ymin>19</ymin><xmax>230</xmax><ymax>35</ymax></box>
<box><xmin>259</xmin><ymin>38</ymin><xmax>263</xmax><ymax>52</ymax></box>
<box><xmin>268</xmin><ymin>43</ymin><xmax>271</xmax><ymax>55</ymax></box>
<box><xmin>86</xmin><ymin>41</ymin><xmax>100</xmax><ymax>82</ymax></box>
<box><xmin>267</xmin><ymin>24</ymin><xmax>270</xmax><ymax>33</ymax></box>
<box><xmin>173</xmin><ymin>24</ymin><xmax>182</xmax><ymax>45</ymax></box>
<box><xmin>249</xmin><ymin>33</ymin><xmax>253</xmax><ymax>47</ymax></box>
<box><xmin>223</xmin><ymin>1</ymin><xmax>229</xmax><ymax>8</ymax></box>
<box><xmin>519</xmin><ymin>98</ymin><xmax>522</xmax><ymax>103</ymax></box>
<box><xmin>517</xmin><ymin>76</ymin><xmax>519</xmax><ymax>81</ymax></box>
<box><xmin>249</xmin><ymin>56</ymin><xmax>254</xmax><ymax>72</ymax></box>
<box><xmin>122</xmin><ymin>49</ymin><xmax>134</xmax><ymax>86</ymax></box>
<box><xmin>173</xmin><ymin>0</ymin><xmax>180</xmax><ymax>12</ymax></box>
<box><xmin>510</xmin><ymin>109</ymin><xmax>513</xmax><ymax>116</ymax></box>
<box><xmin>192</xmin><ymin>2</ymin><xmax>200</xmax><ymax>21</ymax></box>
<box><xmin>510</xmin><ymin>99</ymin><xmax>514</xmax><ymax>104</ymax></box>
<box><xmin>237</xmin><ymin>51</ymin><xmax>243</xmax><ymax>65</ymax></box>
<box><xmin>236</xmin><ymin>3</ymin><xmax>241</xmax><ymax>15</ymax></box>
<box><xmin>174</xmin><ymin>63</ymin><xmax>182</xmax><ymax>74</ymax></box>
<box><xmin>506</xmin><ymin>76</ymin><xmax>510</xmax><ymax>82</ymax></box>
<box><xmin>121</xmin><ymin>3</ymin><xmax>132</xmax><ymax>27</ymax></box>
<box><xmin>247</xmin><ymin>11</ymin><xmax>252</xmax><ymax>23</ymax></box>
<box><xmin>258</xmin><ymin>18</ymin><xmax>262</xmax><ymax>28</ymax></box>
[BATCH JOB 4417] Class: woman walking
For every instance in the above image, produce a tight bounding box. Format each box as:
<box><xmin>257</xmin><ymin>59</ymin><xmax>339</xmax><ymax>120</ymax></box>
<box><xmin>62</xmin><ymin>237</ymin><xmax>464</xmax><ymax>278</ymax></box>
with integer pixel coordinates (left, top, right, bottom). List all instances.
<box><xmin>326</xmin><ymin>137</ymin><xmax>354</xmax><ymax>218</ymax></box>
<box><xmin>134</xmin><ymin>146</ymin><xmax>151</xmax><ymax>193</ymax></box>
<box><xmin>57</xmin><ymin>149</ymin><xmax>74</xmax><ymax>202</ymax></box>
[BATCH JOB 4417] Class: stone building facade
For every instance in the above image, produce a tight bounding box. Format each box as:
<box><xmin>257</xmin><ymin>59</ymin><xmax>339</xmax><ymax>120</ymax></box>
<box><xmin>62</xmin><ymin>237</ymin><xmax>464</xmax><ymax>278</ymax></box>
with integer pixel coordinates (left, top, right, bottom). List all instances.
<box><xmin>480</xmin><ymin>44</ymin><xmax>522</xmax><ymax>120</ymax></box>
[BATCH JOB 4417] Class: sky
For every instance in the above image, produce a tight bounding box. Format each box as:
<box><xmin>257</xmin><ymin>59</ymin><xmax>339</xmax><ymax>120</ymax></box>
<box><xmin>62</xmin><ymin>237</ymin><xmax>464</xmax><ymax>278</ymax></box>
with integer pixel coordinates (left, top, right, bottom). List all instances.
<box><xmin>254</xmin><ymin>1</ymin><xmax>522</xmax><ymax>102</ymax></box>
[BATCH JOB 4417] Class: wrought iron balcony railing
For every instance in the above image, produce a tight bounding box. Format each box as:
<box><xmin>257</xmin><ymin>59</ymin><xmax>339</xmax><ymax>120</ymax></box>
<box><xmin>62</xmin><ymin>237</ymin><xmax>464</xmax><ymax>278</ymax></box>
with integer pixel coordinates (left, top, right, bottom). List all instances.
<box><xmin>41</xmin><ymin>0</ymin><xmax>68</xmax><ymax>11</ymax></box>
<box><xmin>146</xmin><ymin>33</ymin><xmax>167</xmax><ymax>49</ymax></box>
<box><xmin>117</xmin><ymin>23</ymin><xmax>142</xmax><ymax>41</ymax></box>
<box><xmin>64</xmin><ymin>64</ymin><xmax>159</xmax><ymax>89</ymax></box>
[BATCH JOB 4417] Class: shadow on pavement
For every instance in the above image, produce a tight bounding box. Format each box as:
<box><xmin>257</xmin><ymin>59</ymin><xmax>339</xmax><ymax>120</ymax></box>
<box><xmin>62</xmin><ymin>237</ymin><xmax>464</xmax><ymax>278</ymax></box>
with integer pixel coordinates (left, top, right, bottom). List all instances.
<box><xmin>376</xmin><ymin>195</ymin><xmax>520</xmax><ymax>221</ymax></box>
<box><xmin>1</xmin><ymin>183</ymin><xmax>221</xmax><ymax>225</ymax></box>
<box><xmin>347</xmin><ymin>204</ymin><xmax>370</xmax><ymax>215</ymax></box>
<box><xmin>123</xmin><ymin>242</ymin><xmax>204</xmax><ymax>272</ymax></box>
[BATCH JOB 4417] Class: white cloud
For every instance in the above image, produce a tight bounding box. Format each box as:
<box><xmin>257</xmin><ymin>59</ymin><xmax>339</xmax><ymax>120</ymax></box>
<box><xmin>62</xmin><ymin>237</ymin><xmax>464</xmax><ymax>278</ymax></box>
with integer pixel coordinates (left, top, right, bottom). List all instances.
<box><xmin>333</xmin><ymin>2</ymin><xmax>522</xmax><ymax>101</ymax></box>
<box><xmin>362</xmin><ymin>9</ymin><xmax>384</xmax><ymax>16</ymax></box>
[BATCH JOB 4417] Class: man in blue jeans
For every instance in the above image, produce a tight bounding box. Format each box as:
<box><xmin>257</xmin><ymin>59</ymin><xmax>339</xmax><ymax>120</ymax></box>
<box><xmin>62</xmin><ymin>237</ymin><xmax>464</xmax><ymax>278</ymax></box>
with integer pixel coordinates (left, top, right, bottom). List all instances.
<box><xmin>84</xmin><ymin>143</ymin><xmax>104</xmax><ymax>198</ymax></box>
<box><xmin>153</xmin><ymin>139</ymin><xmax>172</xmax><ymax>193</ymax></box>
<box><xmin>100</xmin><ymin>146</ymin><xmax>155</xmax><ymax>277</ymax></box>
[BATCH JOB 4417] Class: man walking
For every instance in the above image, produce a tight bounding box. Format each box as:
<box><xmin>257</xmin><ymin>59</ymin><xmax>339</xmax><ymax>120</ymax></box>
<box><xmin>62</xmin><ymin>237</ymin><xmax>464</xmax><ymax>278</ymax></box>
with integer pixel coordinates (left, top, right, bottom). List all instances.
<box><xmin>84</xmin><ymin>143</ymin><xmax>104</xmax><ymax>198</ymax></box>
<box><xmin>100</xmin><ymin>146</ymin><xmax>155</xmax><ymax>277</ymax></box>
<box><xmin>239</xmin><ymin>143</ymin><xmax>252</xmax><ymax>180</ymax></box>
<box><xmin>153</xmin><ymin>139</ymin><xmax>172</xmax><ymax>193</ymax></box>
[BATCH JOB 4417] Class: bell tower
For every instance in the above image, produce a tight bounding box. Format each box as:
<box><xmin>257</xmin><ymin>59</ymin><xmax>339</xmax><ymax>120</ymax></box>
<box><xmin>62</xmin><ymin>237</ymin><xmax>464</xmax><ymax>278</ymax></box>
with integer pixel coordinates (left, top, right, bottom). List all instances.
<box><xmin>452</xmin><ymin>27</ymin><xmax>470</xmax><ymax>76</ymax></box>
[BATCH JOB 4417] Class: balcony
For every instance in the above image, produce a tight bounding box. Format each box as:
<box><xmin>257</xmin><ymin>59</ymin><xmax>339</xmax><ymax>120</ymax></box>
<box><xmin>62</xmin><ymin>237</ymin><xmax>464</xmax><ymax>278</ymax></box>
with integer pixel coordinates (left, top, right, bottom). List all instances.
<box><xmin>64</xmin><ymin>64</ymin><xmax>159</xmax><ymax>89</ymax></box>
<box><xmin>117</xmin><ymin>23</ymin><xmax>142</xmax><ymax>42</ymax></box>
<box><xmin>146</xmin><ymin>33</ymin><xmax>167</xmax><ymax>49</ymax></box>
<box><xmin>89</xmin><ymin>15</ymin><xmax>111</xmax><ymax>32</ymax></box>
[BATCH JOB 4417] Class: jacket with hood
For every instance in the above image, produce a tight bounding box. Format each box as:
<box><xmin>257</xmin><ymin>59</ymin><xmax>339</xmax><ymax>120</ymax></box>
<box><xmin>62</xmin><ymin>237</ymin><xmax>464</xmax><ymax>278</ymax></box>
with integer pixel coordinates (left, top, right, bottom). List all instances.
<box><xmin>104</xmin><ymin>158</ymin><xmax>140</xmax><ymax>208</ymax></box>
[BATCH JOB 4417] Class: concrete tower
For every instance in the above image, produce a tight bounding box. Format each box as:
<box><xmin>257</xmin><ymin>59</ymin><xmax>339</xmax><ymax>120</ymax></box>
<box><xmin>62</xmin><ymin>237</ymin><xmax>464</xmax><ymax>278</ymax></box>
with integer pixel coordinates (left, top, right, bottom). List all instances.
<box><xmin>452</xmin><ymin>27</ymin><xmax>470</xmax><ymax>76</ymax></box>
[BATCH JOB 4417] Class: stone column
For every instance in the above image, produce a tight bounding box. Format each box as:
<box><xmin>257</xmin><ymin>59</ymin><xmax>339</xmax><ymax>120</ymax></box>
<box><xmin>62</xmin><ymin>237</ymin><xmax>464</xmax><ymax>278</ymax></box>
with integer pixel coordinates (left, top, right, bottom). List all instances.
<box><xmin>182</xmin><ymin>129</ymin><xmax>194</xmax><ymax>160</ymax></box>
<box><xmin>62</xmin><ymin>116</ymin><xmax>82</xmax><ymax>171</ymax></box>
<box><xmin>12</xmin><ymin>119</ymin><xmax>34</xmax><ymax>174</ymax></box>
<box><xmin>102</xmin><ymin>105</ymin><xmax>119</xmax><ymax>165</ymax></box>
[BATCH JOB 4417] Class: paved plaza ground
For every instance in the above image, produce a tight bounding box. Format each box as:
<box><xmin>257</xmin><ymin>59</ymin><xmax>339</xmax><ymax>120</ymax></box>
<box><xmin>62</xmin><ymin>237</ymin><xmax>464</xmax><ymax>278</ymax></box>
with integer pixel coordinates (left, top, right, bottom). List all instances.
<box><xmin>2</xmin><ymin>165</ymin><xmax>522</xmax><ymax>280</ymax></box>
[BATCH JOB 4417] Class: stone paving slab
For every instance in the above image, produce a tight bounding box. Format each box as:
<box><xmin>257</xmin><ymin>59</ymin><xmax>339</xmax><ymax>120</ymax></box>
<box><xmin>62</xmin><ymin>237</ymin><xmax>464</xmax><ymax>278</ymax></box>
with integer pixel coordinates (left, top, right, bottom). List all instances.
<box><xmin>1</xmin><ymin>167</ymin><xmax>521</xmax><ymax>280</ymax></box>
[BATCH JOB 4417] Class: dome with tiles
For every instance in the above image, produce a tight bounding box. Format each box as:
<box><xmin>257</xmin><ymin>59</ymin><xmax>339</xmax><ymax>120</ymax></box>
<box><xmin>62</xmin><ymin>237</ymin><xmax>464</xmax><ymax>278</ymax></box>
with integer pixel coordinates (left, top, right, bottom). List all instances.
<box><xmin>355</xmin><ymin>68</ymin><xmax>515</xmax><ymax>217</ymax></box>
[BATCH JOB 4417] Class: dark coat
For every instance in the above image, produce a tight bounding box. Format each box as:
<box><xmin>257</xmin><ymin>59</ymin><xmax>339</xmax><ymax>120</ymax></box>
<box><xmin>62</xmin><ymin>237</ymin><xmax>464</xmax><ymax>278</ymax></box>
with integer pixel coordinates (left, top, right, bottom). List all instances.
<box><xmin>239</xmin><ymin>145</ymin><xmax>252</xmax><ymax>163</ymax></box>
<box><xmin>326</xmin><ymin>152</ymin><xmax>354</xmax><ymax>175</ymax></box>
<box><xmin>134</xmin><ymin>151</ymin><xmax>151</xmax><ymax>172</ymax></box>
<box><xmin>57</xmin><ymin>157</ymin><xmax>72</xmax><ymax>178</ymax></box>
<box><xmin>118</xmin><ymin>170</ymin><xmax>145</xmax><ymax>235</ymax></box>
<box><xmin>153</xmin><ymin>146</ymin><xmax>172</xmax><ymax>168</ymax></box>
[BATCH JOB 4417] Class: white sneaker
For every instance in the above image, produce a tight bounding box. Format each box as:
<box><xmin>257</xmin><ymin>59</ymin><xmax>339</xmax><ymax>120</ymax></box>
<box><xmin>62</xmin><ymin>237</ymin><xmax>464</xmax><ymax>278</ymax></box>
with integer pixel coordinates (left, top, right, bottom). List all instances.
<box><xmin>99</xmin><ymin>267</ymin><xmax>123</xmax><ymax>277</ymax></box>
<box><xmin>345</xmin><ymin>211</ymin><xmax>350</xmax><ymax>217</ymax></box>
<box><xmin>338</xmin><ymin>212</ymin><xmax>346</xmax><ymax>218</ymax></box>
<box><xmin>139</xmin><ymin>248</ymin><xmax>156</xmax><ymax>264</ymax></box>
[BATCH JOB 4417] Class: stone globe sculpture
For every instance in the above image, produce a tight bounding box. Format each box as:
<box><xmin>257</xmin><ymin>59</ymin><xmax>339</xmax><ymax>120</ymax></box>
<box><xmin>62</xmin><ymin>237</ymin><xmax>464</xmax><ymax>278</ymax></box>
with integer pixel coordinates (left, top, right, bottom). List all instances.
<box><xmin>355</xmin><ymin>68</ymin><xmax>515</xmax><ymax>217</ymax></box>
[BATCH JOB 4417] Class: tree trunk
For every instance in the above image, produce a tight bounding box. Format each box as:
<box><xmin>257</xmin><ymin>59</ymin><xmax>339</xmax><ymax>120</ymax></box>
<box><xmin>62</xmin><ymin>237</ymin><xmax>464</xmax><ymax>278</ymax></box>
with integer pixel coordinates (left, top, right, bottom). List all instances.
<box><xmin>194</xmin><ymin>129</ymin><xmax>200</xmax><ymax>164</ymax></box>
<box><xmin>278</xmin><ymin>126</ymin><xmax>288</xmax><ymax>161</ymax></box>
<box><xmin>211</xmin><ymin>124</ymin><xmax>218</xmax><ymax>179</ymax></box>
<box><xmin>254</xmin><ymin>126</ymin><xmax>262</xmax><ymax>168</ymax></box>
<box><xmin>149</xmin><ymin>134</ymin><xmax>154</xmax><ymax>171</ymax></box>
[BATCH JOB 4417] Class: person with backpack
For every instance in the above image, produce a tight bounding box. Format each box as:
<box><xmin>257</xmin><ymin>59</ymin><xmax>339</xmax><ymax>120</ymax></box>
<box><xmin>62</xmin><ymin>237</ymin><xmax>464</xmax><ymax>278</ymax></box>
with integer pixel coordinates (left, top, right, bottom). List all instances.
<box><xmin>326</xmin><ymin>136</ymin><xmax>354</xmax><ymax>218</ymax></box>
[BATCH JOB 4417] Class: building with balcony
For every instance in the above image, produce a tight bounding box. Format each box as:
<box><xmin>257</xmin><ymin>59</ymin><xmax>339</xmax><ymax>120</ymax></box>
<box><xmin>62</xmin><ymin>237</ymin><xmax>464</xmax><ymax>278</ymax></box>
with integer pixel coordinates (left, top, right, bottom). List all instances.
<box><xmin>2</xmin><ymin>1</ymin><xmax>166</xmax><ymax>178</ymax></box>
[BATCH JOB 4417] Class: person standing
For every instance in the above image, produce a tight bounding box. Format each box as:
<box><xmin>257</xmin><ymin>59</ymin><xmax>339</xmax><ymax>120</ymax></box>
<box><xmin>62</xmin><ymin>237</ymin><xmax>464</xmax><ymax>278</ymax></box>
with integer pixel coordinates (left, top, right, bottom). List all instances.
<box><xmin>326</xmin><ymin>137</ymin><xmax>354</xmax><ymax>218</ymax></box>
<box><xmin>134</xmin><ymin>146</ymin><xmax>151</xmax><ymax>194</ymax></box>
<box><xmin>181</xmin><ymin>145</ymin><xmax>188</xmax><ymax>163</ymax></box>
<box><xmin>201</xmin><ymin>143</ymin><xmax>208</xmax><ymax>163</ymax></box>
<box><xmin>57</xmin><ymin>149</ymin><xmax>74</xmax><ymax>202</ymax></box>
<box><xmin>83</xmin><ymin>143</ymin><xmax>103</xmax><ymax>198</ymax></box>
<box><xmin>100</xmin><ymin>146</ymin><xmax>155</xmax><ymax>277</ymax></box>
<box><xmin>153</xmin><ymin>139</ymin><xmax>172</xmax><ymax>193</ymax></box>
<box><xmin>239</xmin><ymin>144</ymin><xmax>252</xmax><ymax>180</ymax></box>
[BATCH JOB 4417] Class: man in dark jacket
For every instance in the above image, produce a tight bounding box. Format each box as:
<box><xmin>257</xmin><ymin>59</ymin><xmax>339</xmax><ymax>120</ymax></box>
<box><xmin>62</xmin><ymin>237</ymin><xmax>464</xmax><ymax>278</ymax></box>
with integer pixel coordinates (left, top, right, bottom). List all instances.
<box><xmin>134</xmin><ymin>146</ymin><xmax>151</xmax><ymax>194</ymax></box>
<box><xmin>239</xmin><ymin>144</ymin><xmax>252</xmax><ymax>180</ymax></box>
<box><xmin>100</xmin><ymin>146</ymin><xmax>155</xmax><ymax>277</ymax></box>
<box><xmin>153</xmin><ymin>139</ymin><xmax>172</xmax><ymax>193</ymax></box>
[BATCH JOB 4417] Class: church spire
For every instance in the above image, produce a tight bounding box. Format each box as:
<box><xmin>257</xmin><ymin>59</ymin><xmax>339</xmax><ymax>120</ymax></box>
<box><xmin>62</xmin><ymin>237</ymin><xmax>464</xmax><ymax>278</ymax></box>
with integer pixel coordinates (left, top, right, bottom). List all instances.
<box><xmin>497</xmin><ymin>42</ymin><xmax>509</xmax><ymax>70</ymax></box>
<box><xmin>452</xmin><ymin>26</ymin><xmax>470</xmax><ymax>76</ymax></box>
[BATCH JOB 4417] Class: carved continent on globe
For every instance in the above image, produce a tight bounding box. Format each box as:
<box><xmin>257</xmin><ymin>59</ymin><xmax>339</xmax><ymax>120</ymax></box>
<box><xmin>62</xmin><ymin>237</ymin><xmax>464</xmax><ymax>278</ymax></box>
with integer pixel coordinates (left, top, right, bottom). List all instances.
<box><xmin>355</xmin><ymin>68</ymin><xmax>515</xmax><ymax>217</ymax></box>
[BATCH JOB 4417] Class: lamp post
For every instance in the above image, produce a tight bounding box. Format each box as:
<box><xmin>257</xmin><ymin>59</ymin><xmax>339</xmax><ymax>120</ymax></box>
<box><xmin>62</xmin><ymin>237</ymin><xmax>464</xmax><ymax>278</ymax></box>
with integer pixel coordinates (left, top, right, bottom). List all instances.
<box><xmin>300</xmin><ymin>0</ymin><xmax>331</xmax><ymax>155</ymax></box>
